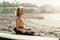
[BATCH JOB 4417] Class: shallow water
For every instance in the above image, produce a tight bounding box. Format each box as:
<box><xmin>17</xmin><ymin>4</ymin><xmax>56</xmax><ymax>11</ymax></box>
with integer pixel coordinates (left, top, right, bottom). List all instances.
<box><xmin>24</xmin><ymin>13</ymin><xmax>60</xmax><ymax>37</ymax></box>
<box><xmin>0</xmin><ymin>13</ymin><xmax>60</xmax><ymax>37</ymax></box>
<box><xmin>25</xmin><ymin>13</ymin><xmax>60</xmax><ymax>27</ymax></box>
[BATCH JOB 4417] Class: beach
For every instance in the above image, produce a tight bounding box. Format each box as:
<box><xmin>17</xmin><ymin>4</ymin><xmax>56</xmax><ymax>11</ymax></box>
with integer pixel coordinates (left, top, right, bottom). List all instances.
<box><xmin>0</xmin><ymin>13</ymin><xmax>60</xmax><ymax>38</ymax></box>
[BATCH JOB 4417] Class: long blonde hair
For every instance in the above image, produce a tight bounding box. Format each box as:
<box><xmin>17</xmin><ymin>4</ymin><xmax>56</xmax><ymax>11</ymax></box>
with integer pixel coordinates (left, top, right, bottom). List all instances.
<box><xmin>16</xmin><ymin>8</ymin><xmax>24</xmax><ymax>17</ymax></box>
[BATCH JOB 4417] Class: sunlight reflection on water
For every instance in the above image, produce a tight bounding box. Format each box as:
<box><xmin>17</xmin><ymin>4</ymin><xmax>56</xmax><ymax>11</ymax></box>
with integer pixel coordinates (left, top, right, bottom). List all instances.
<box><xmin>26</xmin><ymin>13</ymin><xmax>60</xmax><ymax>27</ymax></box>
<box><xmin>45</xmin><ymin>13</ymin><xmax>60</xmax><ymax>20</ymax></box>
<box><xmin>40</xmin><ymin>13</ymin><xmax>60</xmax><ymax>27</ymax></box>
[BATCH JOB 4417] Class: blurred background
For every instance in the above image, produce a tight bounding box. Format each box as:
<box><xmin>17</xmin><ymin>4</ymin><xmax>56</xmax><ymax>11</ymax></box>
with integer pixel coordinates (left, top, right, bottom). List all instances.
<box><xmin>1</xmin><ymin>0</ymin><xmax>60</xmax><ymax>14</ymax></box>
<box><xmin>0</xmin><ymin>0</ymin><xmax>60</xmax><ymax>38</ymax></box>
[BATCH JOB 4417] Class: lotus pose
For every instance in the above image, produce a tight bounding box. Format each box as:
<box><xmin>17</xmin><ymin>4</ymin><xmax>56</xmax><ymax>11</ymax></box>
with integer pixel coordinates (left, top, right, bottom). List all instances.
<box><xmin>14</xmin><ymin>7</ymin><xmax>34</xmax><ymax>35</ymax></box>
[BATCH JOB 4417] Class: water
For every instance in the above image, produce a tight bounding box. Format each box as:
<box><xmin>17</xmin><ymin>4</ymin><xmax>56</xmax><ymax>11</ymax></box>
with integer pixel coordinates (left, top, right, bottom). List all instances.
<box><xmin>25</xmin><ymin>13</ymin><xmax>60</xmax><ymax>27</ymax></box>
<box><xmin>41</xmin><ymin>13</ymin><xmax>60</xmax><ymax>27</ymax></box>
<box><xmin>45</xmin><ymin>13</ymin><xmax>60</xmax><ymax>20</ymax></box>
<box><xmin>0</xmin><ymin>13</ymin><xmax>60</xmax><ymax>37</ymax></box>
<box><xmin>44</xmin><ymin>13</ymin><xmax>60</xmax><ymax>27</ymax></box>
<box><xmin>1</xmin><ymin>13</ymin><xmax>60</xmax><ymax>27</ymax></box>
